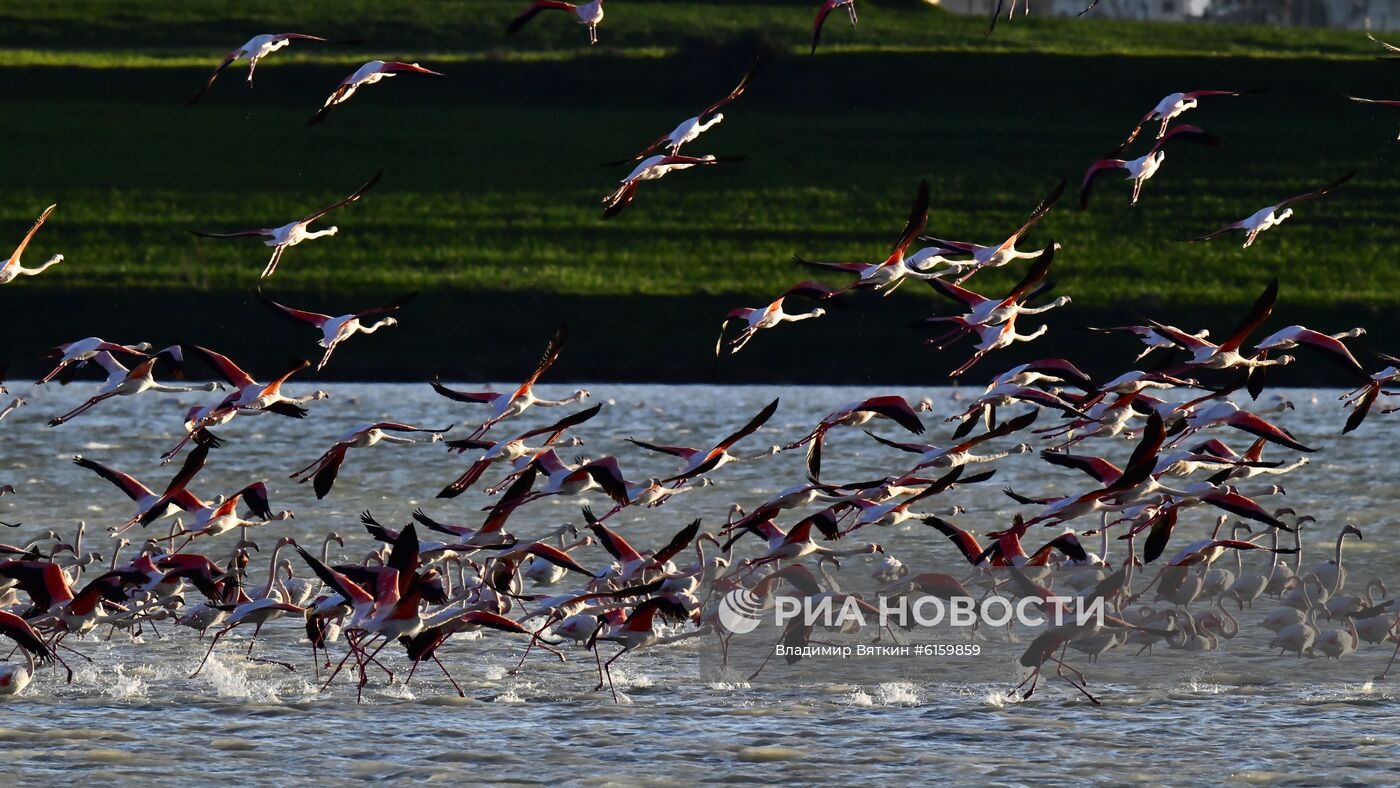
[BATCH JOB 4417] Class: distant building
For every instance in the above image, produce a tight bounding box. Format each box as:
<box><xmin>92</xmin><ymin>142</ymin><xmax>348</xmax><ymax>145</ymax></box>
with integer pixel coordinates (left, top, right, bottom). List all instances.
<box><xmin>924</xmin><ymin>0</ymin><xmax>1400</xmax><ymax>27</ymax></box>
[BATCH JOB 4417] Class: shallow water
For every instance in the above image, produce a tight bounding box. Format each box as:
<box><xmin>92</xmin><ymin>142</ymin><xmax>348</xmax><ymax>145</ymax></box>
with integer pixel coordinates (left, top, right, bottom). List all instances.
<box><xmin>3</xmin><ymin>382</ymin><xmax>1400</xmax><ymax>784</ymax></box>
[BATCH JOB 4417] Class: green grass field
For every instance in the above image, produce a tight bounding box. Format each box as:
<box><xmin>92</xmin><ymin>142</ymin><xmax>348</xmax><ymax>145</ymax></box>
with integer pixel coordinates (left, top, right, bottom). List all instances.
<box><xmin>0</xmin><ymin>2</ymin><xmax>1396</xmax><ymax>381</ymax></box>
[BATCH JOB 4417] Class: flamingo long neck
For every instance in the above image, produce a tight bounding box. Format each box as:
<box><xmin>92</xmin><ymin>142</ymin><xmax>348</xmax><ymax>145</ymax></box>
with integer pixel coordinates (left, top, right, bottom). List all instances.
<box><xmin>261</xmin><ymin>542</ymin><xmax>289</xmax><ymax>600</ymax></box>
<box><xmin>360</xmin><ymin>318</ymin><xmax>395</xmax><ymax>335</ymax></box>
<box><xmin>321</xmin><ymin>537</ymin><xmax>337</xmax><ymax>564</ymax></box>
<box><xmin>1333</xmin><ymin>531</ymin><xmax>1347</xmax><ymax>596</ymax></box>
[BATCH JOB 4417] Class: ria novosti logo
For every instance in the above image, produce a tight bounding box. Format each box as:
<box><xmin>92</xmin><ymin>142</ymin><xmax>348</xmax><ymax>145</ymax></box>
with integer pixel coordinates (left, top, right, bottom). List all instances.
<box><xmin>716</xmin><ymin>587</ymin><xmax>1107</xmax><ymax>635</ymax></box>
<box><xmin>716</xmin><ymin>588</ymin><xmax>766</xmax><ymax>634</ymax></box>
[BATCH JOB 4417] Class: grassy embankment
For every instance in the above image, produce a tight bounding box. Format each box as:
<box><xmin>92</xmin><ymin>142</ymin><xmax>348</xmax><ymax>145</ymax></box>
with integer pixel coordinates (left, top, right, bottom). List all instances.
<box><xmin>0</xmin><ymin>2</ymin><xmax>1396</xmax><ymax>382</ymax></box>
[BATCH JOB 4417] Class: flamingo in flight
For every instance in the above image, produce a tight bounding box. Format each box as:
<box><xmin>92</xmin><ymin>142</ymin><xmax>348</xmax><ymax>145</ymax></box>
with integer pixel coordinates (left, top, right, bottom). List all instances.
<box><xmin>1186</xmin><ymin>171</ymin><xmax>1356</xmax><ymax>248</ymax></box>
<box><xmin>1080</xmin><ymin>124</ymin><xmax>1219</xmax><ymax>209</ymax></box>
<box><xmin>162</xmin><ymin>348</ymin><xmax>328</xmax><ymax>462</ymax></box>
<box><xmin>309</xmin><ymin>61</ymin><xmax>449</xmax><ymax>124</ymax></box>
<box><xmin>38</xmin><ymin>337</ymin><xmax>152</xmax><ymax>385</ymax></box>
<box><xmin>431</xmin><ymin>323</ymin><xmax>588</xmax><ymax>439</ymax></box>
<box><xmin>48</xmin><ymin>347</ymin><xmax>224</xmax><ymax>427</ymax></box>
<box><xmin>1146</xmin><ymin>279</ymin><xmax>1291</xmax><ymax>373</ymax></box>
<box><xmin>603</xmin><ymin>154</ymin><xmax>741</xmax><ymax>219</ymax></box>
<box><xmin>919</xmin><ymin>240</ymin><xmax>1062</xmax><ymax>346</ymax></box>
<box><xmin>72</xmin><ymin>454</ymin><xmax>196</xmax><ymax>527</ymax></box>
<box><xmin>1346</xmin><ymin>96</ymin><xmax>1400</xmax><ymax>139</ymax></box>
<box><xmin>292</xmin><ymin>422</ymin><xmax>452</xmax><ymax>500</ymax></box>
<box><xmin>187</xmin><ymin>33</ymin><xmax>359</xmax><ymax>105</ymax></box>
<box><xmin>438</xmin><ymin>403</ymin><xmax>601</xmax><ymax>498</ymax></box>
<box><xmin>256</xmin><ymin>289</ymin><xmax>415</xmax><ymax>370</ymax></box>
<box><xmin>918</xmin><ymin>180</ymin><xmax>1064</xmax><ymax>283</ymax></box>
<box><xmin>1123</xmin><ymin>88</ymin><xmax>1264</xmax><ymax>145</ymax></box>
<box><xmin>812</xmin><ymin>1</ymin><xmax>858</xmax><ymax>54</ymax></box>
<box><xmin>793</xmin><ymin>180</ymin><xmax>931</xmax><ymax>295</ymax></box>
<box><xmin>0</xmin><ymin>204</ymin><xmax>62</xmax><ymax>284</ymax></box>
<box><xmin>716</xmin><ymin>281</ymin><xmax>835</xmax><ymax>357</ymax></box>
<box><xmin>629</xmin><ymin>397</ymin><xmax>780</xmax><ymax>486</ymax></box>
<box><xmin>506</xmin><ymin>1</ymin><xmax>605</xmax><ymax>45</ymax></box>
<box><xmin>615</xmin><ymin>60</ymin><xmax>758</xmax><ymax>162</ymax></box>
<box><xmin>190</xmin><ymin>169</ymin><xmax>381</xmax><ymax>278</ymax></box>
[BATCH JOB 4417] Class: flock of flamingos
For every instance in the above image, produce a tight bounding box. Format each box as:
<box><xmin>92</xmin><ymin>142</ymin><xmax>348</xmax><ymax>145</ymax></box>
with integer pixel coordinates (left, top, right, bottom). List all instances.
<box><xmin>5</xmin><ymin>4</ymin><xmax>1400</xmax><ymax>705</ymax></box>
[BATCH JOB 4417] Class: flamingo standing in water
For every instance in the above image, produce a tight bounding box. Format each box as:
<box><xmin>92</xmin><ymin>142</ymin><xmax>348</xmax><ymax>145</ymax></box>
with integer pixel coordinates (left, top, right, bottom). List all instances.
<box><xmin>48</xmin><ymin>348</ymin><xmax>224</xmax><ymax>427</ymax></box>
<box><xmin>506</xmin><ymin>1</ymin><xmax>605</xmax><ymax>45</ymax></box>
<box><xmin>812</xmin><ymin>0</ymin><xmax>857</xmax><ymax>53</ymax></box>
<box><xmin>716</xmin><ymin>281</ymin><xmax>834</xmax><ymax>356</ymax></box>
<box><xmin>309</xmin><ymin>62</ymin><xmax>450</xmax><ymax>124</ymax></box>
<box><xmin>292</xmin><ymin>422</ymin><xmax>453</xmax><ymax>499</ymax></box>
<box><xmin>1187</xmin><ymin>171</ymin><xmax>1356</xmax><ymax>248</ymax></box>
<box><xmin>1122</xmin><ymin>88</ymin><xmax>1264</xmax><ymax>145</ymax></box>
<box><xmin>616</xmin><ymin>60</ymin><xmax>758</xmax><ymax>161</ymax></box>
<box><xmin>431</xmin><ymin>323</ymin><xmax>588</xmax><ymax>438</ymax></box>
<box><xmin>190</xmin><ymin>169</ymin><xmax>381</xmax><ymax>278</ymax></box>
<box><xmin>256</xmin><ymin>289</ymin><xmax>416</xmax><ymax>370</ymax></box>
<box><xmin>0</xmin><ymin>204</ymin><xmax>62</xmax><ymax>284</ymax></box>
<box><xmin>187</xmin><ymin>33</ymin><xmax>358</xmax><ymax>104</ymax></box>
<box><xmin>1080</xmin><ymin>125</ymin><xmax>1219</xmax><ymax>209</ymax></box>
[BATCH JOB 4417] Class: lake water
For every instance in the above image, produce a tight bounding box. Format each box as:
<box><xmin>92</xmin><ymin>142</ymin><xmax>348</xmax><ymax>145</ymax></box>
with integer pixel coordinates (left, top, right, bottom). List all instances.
<box><xmin>3</xmin><ymin>382</ymin><xmax>1400</xmax><ymax>784</ymax></box>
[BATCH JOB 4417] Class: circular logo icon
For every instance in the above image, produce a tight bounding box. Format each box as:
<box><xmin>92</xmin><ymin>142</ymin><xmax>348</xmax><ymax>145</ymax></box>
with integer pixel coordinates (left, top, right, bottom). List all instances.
<box><xmin>717</xmin><ymin>588</ymin><xmax>765</xmax><ymax>634</ymax></box>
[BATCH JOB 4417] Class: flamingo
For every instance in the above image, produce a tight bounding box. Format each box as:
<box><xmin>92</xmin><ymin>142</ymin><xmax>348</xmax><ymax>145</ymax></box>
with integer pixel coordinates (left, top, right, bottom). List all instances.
<box><xmin>918</xmin><ymin>180</ymin><xmax>1065</xmax><ymax>284</ymax></box>
<box><xmin>506</xmin><ymin>1</ymin><xmax>605</xmax><ymax>45</ymax></box>
<box><xmin>615</xmin><ymin>60</ymin><xmax>758</xmax><ymax>161</ymax></box>
<box><xmin>588</xmin><ymin>596</ymin><xmax>695</xmax><ymax>701</ymax></box>
<box><xmin>865</xmin><ymin>410</ymin><xmax>1037</xmax><ymax>475</ymax></box>
<box><xmin>948</xmin><ymin>312</ymin><xmax>1053</xmax><ymax>378</ymax></box>
<box><xmin>811</xmin><ymin>0</ymin><xmax>857</xmax><ymax>53</ymax></box>
<box><xmin>48</xmin><ymin>348</ymin><xmax>223</xmax><ymax>427</ymax></box>
<box><xmin>38</xmin><ymin>337</ymin><xmax>152</xmax><ymax>385</ymax></box>
<box><xmin>1346</xmin><ymin>96</ymin><xmax>1400</xmax><ymax>140</ymax></box>
<box><xmin>1252</xmin><ymin>325</ymin><xmax>1366</xmax><ymax>375</ymax></box>
<box><xmin>1080</xmin><ymin>124</ymin><xmax>1219</xmax><ymax>208</ymax></box>
<box><xmin>629</xmin><ymin>397</ymin><xmax>780</xmax><ymax>486</ymax></box>
<box><xmin>716</xmin><ymin>281</ymin><xmax>833</xmax><ymax>356</ymax></box>
<box><xmin>430</xmin><ymin>323</ymin><xmax>588</xmax><ymax>438</ymax></box>
<box><xmin>163</xmin><ymin>350</ymin><xmax>328</xmax><ymax>461</ymax></box>
<box><xmin>292</xmin><ymin>422</ymin><xmax>452</xmax><ymax>500</ymax></box>
<box><xmin>488</xmin><ymin>448</ymin><xmax>631</xmax><ymax>510</ymax></box>
<box><xmin>1146</xmin><ymin>279</ymin><xmax>1292</xmax><ymax>372</ymax></box>
<box><xmin>438</xmin><ymin>403</ymin><xmax>600</xmax><ymax>497</ymax></box>
<box><xmin>256</xmin><ymin>289</ymin><xmax>415</xmax><ymax>370</ymax></box>
<box><xmin>602</xmin><ymin>154</ymin><xmax>740</xmax><ymax>218</ymax></box>
<box><xmin>792</xmin><ymin>180</ymin><xmax>930</xmax><ymax>295</ymax></box>
<box><xmin>188</xmin><ymin>33</ymin><xmax>357</xmax><ymax>104</ymax></box>
<box><xmin>1187</xmin><ymin>171</ymin><xmax>1356</xmax><ymax>248</ymax></box>
<box><xmin>1123</xmin><ymin>88</ymin><xmax>1264</xmax><ymax>145</ymax></box>
<box><xmin>75</xmin><ymin>454</ymin><xmax>180</xmax><ymax>524</ymax></box>
<box><xmin>0</xmin><ymin>204</ymin><xmax>62</xmax><ymax>284</ymax></box>
<box><xmin>190</xmin><ymin>169</ymin><xmax>381</xmax><ymax>278</ymax></box>
<box><xmin>309</xmin><ymin>61</ymin><xmax>449</xmax><ymax>124</ymax></box>
<box><xmin>151</xmin><ymin>484</ymin><xmax>294</xmax><ymax>546</ymax></box>
<box><xmin>0</xmin><ymin>611</ymin><xmax>61</xmax><ymax>697</ymax></box>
